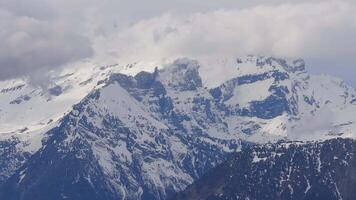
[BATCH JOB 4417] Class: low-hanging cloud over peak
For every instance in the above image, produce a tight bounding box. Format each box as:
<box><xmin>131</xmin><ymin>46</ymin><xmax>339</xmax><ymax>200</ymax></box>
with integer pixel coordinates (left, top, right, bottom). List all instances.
<box><xmin>103</xmin><ymin>1</ymin><xmax>356</xmax><ymax>63</ymax></box>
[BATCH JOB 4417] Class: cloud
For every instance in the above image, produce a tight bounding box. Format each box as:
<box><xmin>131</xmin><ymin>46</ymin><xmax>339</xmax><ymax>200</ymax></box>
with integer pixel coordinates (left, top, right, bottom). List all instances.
<box><xmin>0</xmin><ymin>0</ymin><xmax>93</xmax><ymax>82</ymax></box>
<box><xmin>100</xmin><ymin>0</ymin><xmax>356</xmax><ymax>66</ymax></box>
<box><xmin>1</xmin><ymin>0</ymin><xmax>355</xmax><ymax>86</ymax></box>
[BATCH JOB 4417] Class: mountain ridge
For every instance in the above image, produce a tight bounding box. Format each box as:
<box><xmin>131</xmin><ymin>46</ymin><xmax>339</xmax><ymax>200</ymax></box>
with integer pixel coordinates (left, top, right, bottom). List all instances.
<box><xmin>172</xmin><ymin>137</ymin><xmax>356</xmax><ymax>200</ymax></box>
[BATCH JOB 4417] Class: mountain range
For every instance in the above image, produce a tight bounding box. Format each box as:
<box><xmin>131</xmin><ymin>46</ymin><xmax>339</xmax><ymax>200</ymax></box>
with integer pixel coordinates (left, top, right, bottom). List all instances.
<box><xmin>0</xmin><ymin>55</ymin><xmax>355</xmax><ymax>200</ymax></box>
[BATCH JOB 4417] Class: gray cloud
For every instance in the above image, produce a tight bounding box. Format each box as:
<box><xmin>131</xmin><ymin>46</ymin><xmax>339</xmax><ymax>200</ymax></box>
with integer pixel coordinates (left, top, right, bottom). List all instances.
<box><xmin>0</xmin><ymin>0</ymin><xmax>93</xmax><ymax>81</ymax></box>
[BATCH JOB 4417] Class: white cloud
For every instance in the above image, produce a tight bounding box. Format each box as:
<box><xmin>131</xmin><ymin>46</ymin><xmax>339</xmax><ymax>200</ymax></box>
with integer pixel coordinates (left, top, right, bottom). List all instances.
<box><xmin>99</xmin><ymin>0</ymin><xmax>356</xmax><ymax>66</ymax></box>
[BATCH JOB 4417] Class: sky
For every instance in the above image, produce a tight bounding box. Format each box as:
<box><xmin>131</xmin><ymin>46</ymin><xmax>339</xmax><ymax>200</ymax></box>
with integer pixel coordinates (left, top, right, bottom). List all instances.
<box><xmin>1</xmin><ymin>0</ymin><xmax>356</xmax><ymax>86</ymax></box>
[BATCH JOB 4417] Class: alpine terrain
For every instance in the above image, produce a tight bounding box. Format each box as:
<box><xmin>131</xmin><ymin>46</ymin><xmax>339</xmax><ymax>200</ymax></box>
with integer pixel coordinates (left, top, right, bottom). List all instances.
<box><xmin>0</xmin><ymin>55</ymin><xmax>355</xmax><ymax>200</ymax></box>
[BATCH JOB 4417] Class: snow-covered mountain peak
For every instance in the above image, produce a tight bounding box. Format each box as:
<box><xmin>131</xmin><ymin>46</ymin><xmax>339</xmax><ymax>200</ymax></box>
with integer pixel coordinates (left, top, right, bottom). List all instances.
<box><xmin>158</xmin><ymin>58</ymin><xmax>202</xmax><ymax>91</ymax></box>
<box><xmin>0</xmin><ymin>61</ymin><xmax>123</xmax><ymax>139</ymax></box>
<box><xmin>235</xmin><ymin>55</ymin><xmax>307</xmax><ymax>76</ymax></box>
<box><xmin>196</xmin><ymin>55</ymin><xmax>308</xmax><ymax>89</ymax></box>
<box><xmin>1</xmin><ymin>55</ymin><xmax>355</xmax><ymax>142</ymax></box>
<box><xmin>100</xmin><ymin>56</ymin><xmax>356</xmax><ymax>141</ymax></box>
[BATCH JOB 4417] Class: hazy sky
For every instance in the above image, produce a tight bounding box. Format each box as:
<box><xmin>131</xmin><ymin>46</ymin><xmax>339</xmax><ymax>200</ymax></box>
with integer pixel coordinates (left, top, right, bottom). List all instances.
<box><xmin>1</xmin><ymin>0</ymin><xmax>355</xmax><ymax>86</ymax></box>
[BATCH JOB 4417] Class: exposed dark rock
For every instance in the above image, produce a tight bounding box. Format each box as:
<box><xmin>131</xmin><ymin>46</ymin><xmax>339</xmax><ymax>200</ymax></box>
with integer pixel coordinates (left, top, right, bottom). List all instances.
<box><xmin>173</xmin><ymin>138</ymin><xmax>356</xmax><ymax>200</ymax></box>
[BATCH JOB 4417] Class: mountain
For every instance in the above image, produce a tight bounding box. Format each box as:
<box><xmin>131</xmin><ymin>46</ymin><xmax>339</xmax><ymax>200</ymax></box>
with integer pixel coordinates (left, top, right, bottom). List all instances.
<box><xmin>0</xmin><ymin>56</ymin><xmax>355</xmax><ymax>199</ymax></box>
<box><xmin>0</xmin><ymin>62</ymin><xmax>123</xmax><ymax>185</ymax></box>
<box><xmin>172</xmin><ymin>137</ymin><xmax>356</xmax><ymax>200</ymax></box>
